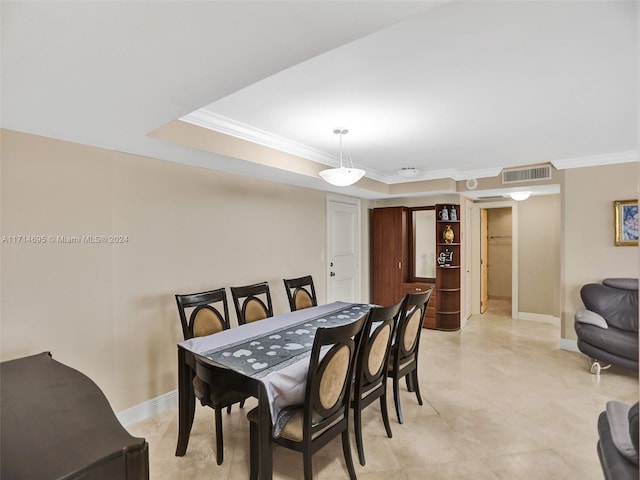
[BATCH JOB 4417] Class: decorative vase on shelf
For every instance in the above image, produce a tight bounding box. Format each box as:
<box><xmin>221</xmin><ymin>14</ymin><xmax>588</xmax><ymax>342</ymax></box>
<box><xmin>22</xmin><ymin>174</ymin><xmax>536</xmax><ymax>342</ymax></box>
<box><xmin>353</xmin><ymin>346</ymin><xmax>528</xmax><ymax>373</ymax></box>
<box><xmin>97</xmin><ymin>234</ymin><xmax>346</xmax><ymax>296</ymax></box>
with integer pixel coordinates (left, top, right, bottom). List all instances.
<box><xmin>450</xmin><ymin>206</ymin><xmax>457</xmax><ymax>221</ymax></box>
<box><xmin>443</xmin><ymin>225</ymin><xmax>455</xmax><ymax>244</ymax></box>
<box><xmin>439</xmin><ymin>206</ymin><xmax>449</xmax><ymax>221</ymax></box>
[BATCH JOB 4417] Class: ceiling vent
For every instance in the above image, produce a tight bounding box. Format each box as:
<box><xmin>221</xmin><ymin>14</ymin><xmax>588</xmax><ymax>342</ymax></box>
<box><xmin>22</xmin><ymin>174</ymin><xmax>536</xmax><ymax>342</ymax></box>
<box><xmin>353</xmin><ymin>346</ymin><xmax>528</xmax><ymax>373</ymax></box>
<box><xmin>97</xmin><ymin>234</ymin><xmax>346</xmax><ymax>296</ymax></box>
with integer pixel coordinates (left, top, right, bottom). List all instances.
<box><xmin>502</xmin><ymin>164</ymin><xmax>551</xmax><ymax>184</ymax></box>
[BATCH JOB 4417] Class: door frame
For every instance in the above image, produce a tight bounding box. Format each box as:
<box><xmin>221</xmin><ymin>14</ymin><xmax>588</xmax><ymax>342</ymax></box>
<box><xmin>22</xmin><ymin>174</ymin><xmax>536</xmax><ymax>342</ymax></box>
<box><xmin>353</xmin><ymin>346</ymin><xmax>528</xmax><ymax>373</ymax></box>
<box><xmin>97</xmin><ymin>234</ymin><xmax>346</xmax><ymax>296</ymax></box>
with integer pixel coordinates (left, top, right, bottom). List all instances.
<box><xmin>326</xmin><ymin>193</ymin><xmax>362</xmax><ymax>303</ymax></box>
<box><xmin>468</xmin><ymin>200</ymin><xmax>519</xmax><ymax>319</ymax></box>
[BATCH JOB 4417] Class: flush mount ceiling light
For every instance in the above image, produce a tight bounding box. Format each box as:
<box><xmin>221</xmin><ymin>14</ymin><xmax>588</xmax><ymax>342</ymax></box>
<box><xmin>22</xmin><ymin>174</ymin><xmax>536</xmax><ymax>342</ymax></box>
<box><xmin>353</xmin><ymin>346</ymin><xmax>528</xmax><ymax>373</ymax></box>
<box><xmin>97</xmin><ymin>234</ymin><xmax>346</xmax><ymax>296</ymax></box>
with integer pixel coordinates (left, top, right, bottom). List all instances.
<box><xmin>319</xmin><ymin>129</ymin><xmax>365</xmax><ymax>187</ymax></box>
<box><xmin>509</xmin><ymin>191</ymin><xmax>531</xmax><ymax>201</ymax></box>
<box><xmin>398</xmin><ymin>167</ymin><xmax>420</xmax><ymax>178</ymax></box>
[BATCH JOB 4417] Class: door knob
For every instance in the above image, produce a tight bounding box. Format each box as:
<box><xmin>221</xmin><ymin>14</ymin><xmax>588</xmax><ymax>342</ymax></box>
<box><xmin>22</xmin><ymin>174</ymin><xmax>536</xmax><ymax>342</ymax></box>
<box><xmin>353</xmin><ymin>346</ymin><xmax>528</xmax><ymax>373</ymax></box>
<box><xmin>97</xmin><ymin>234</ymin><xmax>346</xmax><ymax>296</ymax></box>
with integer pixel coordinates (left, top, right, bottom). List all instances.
<box><xmin>330</xmin><ymin>272</ymin><xmax>336</xmax><ymax>277</ymax></box>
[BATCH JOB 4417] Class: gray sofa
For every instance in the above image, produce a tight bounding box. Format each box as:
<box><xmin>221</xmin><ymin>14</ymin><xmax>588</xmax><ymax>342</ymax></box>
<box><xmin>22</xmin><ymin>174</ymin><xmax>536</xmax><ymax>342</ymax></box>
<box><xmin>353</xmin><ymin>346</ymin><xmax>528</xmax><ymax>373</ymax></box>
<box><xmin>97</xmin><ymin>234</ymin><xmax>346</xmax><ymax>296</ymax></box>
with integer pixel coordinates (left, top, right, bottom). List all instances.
<box><xmin>574</xmin><ymin>278</ymin><xmax>638</xmax><ymax>374</ymax></box>
<box><xmin>597</xmin><ymin>401</ymin><xmax>639</xmax><ymax>480</ymax></box>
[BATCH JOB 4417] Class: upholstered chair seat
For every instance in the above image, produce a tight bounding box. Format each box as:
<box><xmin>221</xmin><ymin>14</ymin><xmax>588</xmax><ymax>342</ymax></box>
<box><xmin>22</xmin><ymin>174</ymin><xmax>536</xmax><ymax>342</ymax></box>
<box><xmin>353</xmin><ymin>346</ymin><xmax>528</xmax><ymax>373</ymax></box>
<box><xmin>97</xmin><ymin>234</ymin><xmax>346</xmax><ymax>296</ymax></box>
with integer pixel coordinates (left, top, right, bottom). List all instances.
<box><xmin>247</xmin><ymin>315</ymin><xmax>366</xmax><ymax>480</ymax></box>
<box><xmin>175</xmin><ymin>288</ymin><xmax>249</xmax><ymax>465</ymax></box>
<box><xmin>192</xmin><ymin>376</ymin><xmax>247</xmax><ymax>407</ymax></box>
<box><xmin>387</xmin><ymin>290</ymin><xmax>433</xmax><ymax>425</ymax></box>
<box><xmin>247</xmin><ymin>407</ymin><xmax>345</xmax><ymax>443</ymax></box>
<box><xmin>350</xmin><ymin>301</ymin><xmax>402</xmax><ymax>466</ymax></box>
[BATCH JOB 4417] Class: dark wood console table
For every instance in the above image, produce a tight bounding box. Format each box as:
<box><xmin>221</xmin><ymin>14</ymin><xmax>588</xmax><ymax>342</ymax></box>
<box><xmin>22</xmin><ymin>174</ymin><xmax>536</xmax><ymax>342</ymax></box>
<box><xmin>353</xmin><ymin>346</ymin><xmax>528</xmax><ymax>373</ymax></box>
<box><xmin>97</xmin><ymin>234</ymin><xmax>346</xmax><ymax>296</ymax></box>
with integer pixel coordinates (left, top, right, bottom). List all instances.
<box><xmin>1</xmin><ymin>352</ymin><xmax>149</xmax><ymax>480</ymax></box>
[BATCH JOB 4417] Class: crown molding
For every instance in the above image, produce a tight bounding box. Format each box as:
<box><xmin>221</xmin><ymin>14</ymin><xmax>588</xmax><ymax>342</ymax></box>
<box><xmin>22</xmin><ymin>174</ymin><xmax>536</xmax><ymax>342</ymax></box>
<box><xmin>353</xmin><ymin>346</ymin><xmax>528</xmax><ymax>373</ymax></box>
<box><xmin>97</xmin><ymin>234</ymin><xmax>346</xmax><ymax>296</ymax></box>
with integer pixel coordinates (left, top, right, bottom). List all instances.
<box><xmin>180</xmin><ymin>109</ymin><xmax>637</xmax><ymax>186</ymax></box>
<box><xmin>180</xmin><ymin>109</ymin><xmax>338</xmax><ymax>166</ymax></box>
<box><xmin>180</xmin><ymin>108</ymin><xmax>392</xmax><ymax>180</ymax></box>
<box><xmin>179</xmin><ymin>109</ymin><xmax>505</xmax><ymax>185</ymax></box>
<box><xmin>551</xmin><ymin>151</ymin><xmax>638</xmax><ymax>170</ymax></box>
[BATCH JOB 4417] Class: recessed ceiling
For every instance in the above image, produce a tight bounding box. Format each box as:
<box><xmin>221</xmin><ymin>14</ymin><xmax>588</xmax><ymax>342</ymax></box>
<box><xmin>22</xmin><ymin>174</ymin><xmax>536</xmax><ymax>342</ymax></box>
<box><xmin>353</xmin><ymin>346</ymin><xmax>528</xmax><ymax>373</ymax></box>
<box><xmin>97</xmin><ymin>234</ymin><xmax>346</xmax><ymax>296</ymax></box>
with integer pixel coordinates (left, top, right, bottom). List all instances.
<box><xmin>2</xmin><ymin>1</ymin><xmax>638</xmax><ymax>199</ymax></box>
<box><xmin>183</xmin><ymin>0</ymin><xmax>637</xmax><ymax>186</ymax></box>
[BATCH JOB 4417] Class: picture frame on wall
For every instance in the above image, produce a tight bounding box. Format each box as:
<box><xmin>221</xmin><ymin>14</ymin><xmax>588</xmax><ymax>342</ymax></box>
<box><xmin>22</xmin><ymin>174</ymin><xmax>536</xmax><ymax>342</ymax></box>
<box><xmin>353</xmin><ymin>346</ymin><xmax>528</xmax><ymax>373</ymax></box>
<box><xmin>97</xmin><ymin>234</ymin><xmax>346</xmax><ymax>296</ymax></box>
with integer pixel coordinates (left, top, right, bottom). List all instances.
<box><xmin>614</xmin><ymin>199</ymin><xmax>639</xmax><ymax>246</ymax></box>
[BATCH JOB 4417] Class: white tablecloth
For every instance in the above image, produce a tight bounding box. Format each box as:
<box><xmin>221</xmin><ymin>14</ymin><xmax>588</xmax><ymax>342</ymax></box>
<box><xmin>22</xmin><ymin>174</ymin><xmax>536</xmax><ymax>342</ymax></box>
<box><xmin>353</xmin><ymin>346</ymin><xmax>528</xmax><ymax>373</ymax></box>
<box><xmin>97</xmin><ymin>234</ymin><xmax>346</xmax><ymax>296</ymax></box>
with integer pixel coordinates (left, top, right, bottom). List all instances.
<box><xmin>179</xmin><ymin>301</ymin><xmax>362</xmax><ymax>427</ymax></box>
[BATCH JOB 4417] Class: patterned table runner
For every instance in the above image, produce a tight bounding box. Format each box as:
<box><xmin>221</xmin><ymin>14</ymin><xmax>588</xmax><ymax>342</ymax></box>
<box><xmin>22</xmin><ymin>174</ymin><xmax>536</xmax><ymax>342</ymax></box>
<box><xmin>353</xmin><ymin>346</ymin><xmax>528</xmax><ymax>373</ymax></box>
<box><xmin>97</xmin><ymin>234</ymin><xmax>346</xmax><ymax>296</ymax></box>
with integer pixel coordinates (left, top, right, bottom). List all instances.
<box><xmin>201</xmin><ymin>303</ymin><xmax>371</xmax><ymax>379</ymax></box>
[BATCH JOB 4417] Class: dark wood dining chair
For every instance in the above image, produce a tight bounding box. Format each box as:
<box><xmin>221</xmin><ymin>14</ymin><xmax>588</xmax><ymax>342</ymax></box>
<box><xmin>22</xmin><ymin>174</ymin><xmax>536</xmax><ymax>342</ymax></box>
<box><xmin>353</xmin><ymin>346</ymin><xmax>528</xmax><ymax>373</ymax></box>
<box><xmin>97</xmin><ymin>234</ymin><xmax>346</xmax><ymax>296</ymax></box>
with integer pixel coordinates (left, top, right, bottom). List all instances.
<box><xmin>351</xmin><ymin>300</ymin><xmax>403</xmax><ymax>466</ymax></box>
<box><xmin>283</xmin><ymin>275</ymin><xmax>318</xmax><ymax>311</ymax></box>
<box><xmin>230</xmin><ymin>281</ymin><xmax>274</xmax><ymax>325</ymax></box>
<box><xmin>175</xmin><ymin>288</ymin><xmax>249</xmax><ymax>465</ymax></box>
<box><xmin>387</xmin><ymin>289</ymin><xmax>433</xmax><ymax>424</ymax></box>
<box><xmin>247</xmin><ymin>313</ymin><xmax>368</xmax><ymax>480</ymax></box>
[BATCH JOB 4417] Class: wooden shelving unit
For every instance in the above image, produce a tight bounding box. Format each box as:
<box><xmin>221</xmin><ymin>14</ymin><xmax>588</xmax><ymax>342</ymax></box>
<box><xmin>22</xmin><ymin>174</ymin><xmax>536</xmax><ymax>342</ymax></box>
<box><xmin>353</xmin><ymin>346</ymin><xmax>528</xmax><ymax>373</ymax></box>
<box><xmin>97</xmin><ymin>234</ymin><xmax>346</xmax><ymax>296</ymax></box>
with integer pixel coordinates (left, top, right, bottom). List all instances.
<box><xmin>435</xmin><ymin>204</ymin><xmax>461</xmax><ymax>331</ymax></box>
<box><xmin>372</xmin><ymin>204</ymin><xmax>463</xmax><ymax>330</ymax></box>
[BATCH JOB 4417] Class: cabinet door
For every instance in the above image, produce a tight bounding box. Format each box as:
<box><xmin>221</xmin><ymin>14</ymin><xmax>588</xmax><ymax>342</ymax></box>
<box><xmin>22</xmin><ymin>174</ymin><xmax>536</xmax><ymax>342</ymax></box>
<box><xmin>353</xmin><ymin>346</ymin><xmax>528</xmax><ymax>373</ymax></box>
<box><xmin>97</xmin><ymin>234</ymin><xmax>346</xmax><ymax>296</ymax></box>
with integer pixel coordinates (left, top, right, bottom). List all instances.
<box><xmin>372</xmin><ymin>207</ymin><xmax>407</xmax><ymax>306</ymax></box>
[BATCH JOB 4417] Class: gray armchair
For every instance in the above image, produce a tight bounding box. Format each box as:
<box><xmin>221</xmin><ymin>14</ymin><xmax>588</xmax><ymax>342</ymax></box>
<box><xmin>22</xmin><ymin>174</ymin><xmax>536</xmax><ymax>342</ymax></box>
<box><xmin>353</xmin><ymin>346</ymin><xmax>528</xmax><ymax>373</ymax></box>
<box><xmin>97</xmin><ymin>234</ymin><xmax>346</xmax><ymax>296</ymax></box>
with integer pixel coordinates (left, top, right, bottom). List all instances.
<box><xmin>597</xmin><ymin>401</ymin><xmax>639</xmax><ymax>480</ymax></box>
<box><xmin>574</xmin><ymin>278</ymin><xmax>638</xmax><ymax>374</ymax></box>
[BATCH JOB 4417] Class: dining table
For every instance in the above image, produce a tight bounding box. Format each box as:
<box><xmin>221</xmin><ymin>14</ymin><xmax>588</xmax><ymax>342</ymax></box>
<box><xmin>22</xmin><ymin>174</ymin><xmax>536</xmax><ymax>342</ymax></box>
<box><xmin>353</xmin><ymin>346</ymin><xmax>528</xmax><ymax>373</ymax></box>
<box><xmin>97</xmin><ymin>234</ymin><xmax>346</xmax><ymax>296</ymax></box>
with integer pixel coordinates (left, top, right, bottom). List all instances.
<box><xmin>175</xmin><ymin>300</ymin><xmax>372</xmax><ymax>479</ymax></box>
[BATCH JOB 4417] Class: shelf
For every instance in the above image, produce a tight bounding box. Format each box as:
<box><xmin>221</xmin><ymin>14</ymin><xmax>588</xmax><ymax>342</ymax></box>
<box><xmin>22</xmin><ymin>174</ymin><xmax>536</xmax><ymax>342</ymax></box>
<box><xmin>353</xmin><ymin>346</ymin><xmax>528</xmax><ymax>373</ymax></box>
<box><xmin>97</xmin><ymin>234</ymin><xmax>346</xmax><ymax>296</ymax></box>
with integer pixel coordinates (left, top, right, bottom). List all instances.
<box><xmin>433</xmin><ymin>203</ymin><xmax>462</xmax><ymax>332</ymax></box>
<box><xmin>436</xmin><ymin>325</ymin><xmax>460</xmax><ymax>332</ymax></box>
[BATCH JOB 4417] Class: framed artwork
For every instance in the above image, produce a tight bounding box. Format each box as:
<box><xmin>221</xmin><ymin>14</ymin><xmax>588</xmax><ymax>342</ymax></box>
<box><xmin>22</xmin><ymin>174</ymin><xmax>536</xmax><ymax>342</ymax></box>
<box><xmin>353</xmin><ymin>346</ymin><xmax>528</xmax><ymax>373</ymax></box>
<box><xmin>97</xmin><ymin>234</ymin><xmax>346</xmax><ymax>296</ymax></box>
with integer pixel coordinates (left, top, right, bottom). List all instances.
<box><xmin>614</xmin><ymin>199</ymin><xmax>638</xmax><ymax>246</ymax></box>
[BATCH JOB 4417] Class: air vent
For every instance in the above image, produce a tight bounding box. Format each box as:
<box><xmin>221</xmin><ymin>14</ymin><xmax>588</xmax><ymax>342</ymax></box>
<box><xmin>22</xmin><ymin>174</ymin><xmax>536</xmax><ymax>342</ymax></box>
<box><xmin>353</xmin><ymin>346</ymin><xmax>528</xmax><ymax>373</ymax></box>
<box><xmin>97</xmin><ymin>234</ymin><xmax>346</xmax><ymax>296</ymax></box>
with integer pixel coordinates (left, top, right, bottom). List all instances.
<box><xmin>502</xmin><ymin>164</ymin><xmax>551</xmax><ymax>184</ymax></box>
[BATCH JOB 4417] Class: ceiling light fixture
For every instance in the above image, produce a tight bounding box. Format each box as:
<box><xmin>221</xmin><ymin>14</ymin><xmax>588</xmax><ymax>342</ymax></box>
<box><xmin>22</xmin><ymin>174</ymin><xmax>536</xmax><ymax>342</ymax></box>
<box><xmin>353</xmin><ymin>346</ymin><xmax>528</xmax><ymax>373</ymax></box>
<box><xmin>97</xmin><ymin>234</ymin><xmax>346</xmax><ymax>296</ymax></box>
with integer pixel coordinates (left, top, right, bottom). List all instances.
<box><xmin>510</xmin><ymin>191</ymin><xmax>531</xmax><ymax>201</ymax></box>
<box><xmin>398</xmin><ymin>167</ymin><xmax>420</xmax><ymax>178</ymax></box>
<box><xmin>319</xmin><ymin>129</ymin><xmax>365</xmax><ymax>187</ymax></box>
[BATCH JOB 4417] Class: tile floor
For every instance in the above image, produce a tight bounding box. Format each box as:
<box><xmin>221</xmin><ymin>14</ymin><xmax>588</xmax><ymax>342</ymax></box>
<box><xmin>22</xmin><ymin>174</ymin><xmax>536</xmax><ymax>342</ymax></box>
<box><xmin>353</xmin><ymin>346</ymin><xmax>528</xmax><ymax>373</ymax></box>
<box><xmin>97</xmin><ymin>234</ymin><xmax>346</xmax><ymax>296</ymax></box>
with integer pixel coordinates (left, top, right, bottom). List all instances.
<box><xmin>128</xmin><ymin>301</ymin><xmax>638</xmax><ymax>479</ymax></box>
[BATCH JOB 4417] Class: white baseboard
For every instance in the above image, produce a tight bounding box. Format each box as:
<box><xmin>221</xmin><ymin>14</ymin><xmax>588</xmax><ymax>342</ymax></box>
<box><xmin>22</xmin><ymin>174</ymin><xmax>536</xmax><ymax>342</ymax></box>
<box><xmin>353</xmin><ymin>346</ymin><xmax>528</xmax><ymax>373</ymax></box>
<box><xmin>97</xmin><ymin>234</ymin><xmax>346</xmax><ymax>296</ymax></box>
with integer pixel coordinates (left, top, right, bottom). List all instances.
<box><xmin>117</xmin><ymin>389</ymin><xmax>177</xmax><ymax>427</ymax></box>
<box><xmin>559</xmin><ymin>338</ymin><xmax>580</xmax><ymax>352</ymax></box>
<box><xmin>517</xmin><ymin>311</ymin><xmax>560</xmax><ymax>327</ymax></box>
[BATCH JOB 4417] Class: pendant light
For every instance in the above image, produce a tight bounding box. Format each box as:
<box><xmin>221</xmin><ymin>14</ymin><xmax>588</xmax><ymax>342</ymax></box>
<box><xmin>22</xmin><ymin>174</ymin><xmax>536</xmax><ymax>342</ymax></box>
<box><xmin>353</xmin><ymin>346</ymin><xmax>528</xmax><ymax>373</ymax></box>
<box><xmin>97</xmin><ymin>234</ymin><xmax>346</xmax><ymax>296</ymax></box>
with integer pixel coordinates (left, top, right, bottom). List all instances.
<box><xmin>509</xmin><ymin>191</ymin><xmax>531</xmax><ymax>201</ymax></box>
<box><xmin>319</xmin><ymin>129</ymin><xmax>365</xmax><ymax>187</ymax></box>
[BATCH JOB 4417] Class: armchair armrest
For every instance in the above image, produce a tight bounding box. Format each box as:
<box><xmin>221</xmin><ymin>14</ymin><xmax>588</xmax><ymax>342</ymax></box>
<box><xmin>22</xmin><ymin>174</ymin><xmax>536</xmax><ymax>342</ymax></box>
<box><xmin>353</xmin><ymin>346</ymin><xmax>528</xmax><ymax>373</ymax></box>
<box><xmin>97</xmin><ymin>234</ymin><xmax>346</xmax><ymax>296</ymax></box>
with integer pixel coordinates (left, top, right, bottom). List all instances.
<box><xmin>606</xmin><ymin>401</ymin><xmax>639</xmax><ymax>466</ymax></box>
<box><xmin>575</xmin><ymin>309</ymin><xmax>608</xmax><ymax>329</ymax></box>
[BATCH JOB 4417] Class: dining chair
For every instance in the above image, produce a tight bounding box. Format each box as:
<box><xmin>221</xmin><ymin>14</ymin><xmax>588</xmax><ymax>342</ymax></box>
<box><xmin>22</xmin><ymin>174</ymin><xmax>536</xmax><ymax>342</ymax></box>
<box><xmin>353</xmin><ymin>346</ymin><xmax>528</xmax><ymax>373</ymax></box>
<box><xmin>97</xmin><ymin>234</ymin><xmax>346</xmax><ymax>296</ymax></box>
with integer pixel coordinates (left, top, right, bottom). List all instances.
<box><xmin>283</xmin><ymin>275</ymin><xmax>318</xmax><ymax>312</ymax></box>
<box><xmin>247</xmin><ymin>313</ymin><xmax>368</xmax><ymax>480</ymax></box>
<box><xmin>230</xmin><ymin>281</ymin><xmax>274</xmax><ymax>325</ymax></box>
<box><xmin>351</xmin><ymin>299</ymin><xmax>403</xmax><ymax>466</ymax></box>
<box><xmin>175</xmin><ymin>288</ymin><xmax>249</xmax><ymax>465</ymax></box>
<box><xmin>387</xmin><ymin>289</ymin><xmax>433</xmax><ymax>424</ymax></box>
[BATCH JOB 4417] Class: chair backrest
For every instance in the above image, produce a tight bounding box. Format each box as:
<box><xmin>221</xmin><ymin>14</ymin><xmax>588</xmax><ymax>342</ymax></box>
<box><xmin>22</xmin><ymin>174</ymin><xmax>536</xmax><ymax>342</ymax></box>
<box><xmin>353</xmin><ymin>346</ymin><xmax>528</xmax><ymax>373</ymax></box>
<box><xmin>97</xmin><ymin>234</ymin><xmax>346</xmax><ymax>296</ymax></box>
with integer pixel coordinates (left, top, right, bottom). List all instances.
<box><xmin>175</xmin><ymin>288</ymin><xmax>231</xmax><ymax>340</ymax></box>
<box><xmin>230</xmin><ymin>282</ymin><xmax>274</xmax><ymax>325</ymax></box>
<box><xmin>304</xmin><ymin>314</ymin><xmax>367</xmax><ymax>440</ymax></box>
<box><xmin>355</xmin><ymin>300</ymin><xmax>403</xmax><ymax>395</ymax></box>
<box><xmin>394</xmin><ymin>289</ymin><xmax>433</xmax><ymax>361</ymax></box>
<box><xmin>581</xmin><ymin>279</ymin><xmax>639</xmax><ymax>332</ymax></box>
<box><xmin>283</xmin><ymin>275</ymin><xmax>318</xmax><ymax>311</ymax></box>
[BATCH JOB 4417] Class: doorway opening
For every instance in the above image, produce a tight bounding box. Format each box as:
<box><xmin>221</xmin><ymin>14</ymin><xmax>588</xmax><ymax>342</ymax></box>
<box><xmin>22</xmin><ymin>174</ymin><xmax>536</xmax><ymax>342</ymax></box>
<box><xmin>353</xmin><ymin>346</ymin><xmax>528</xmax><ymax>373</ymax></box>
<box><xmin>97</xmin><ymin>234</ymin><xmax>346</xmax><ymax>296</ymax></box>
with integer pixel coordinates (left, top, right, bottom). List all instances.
<box><xmin>468</xmin><ymin>201</ymin><xmax>518</xmax><ymax>319</ymax></box>
<box><xmin>481</xmin><ymin>207</ymin><xmax>513</xmax><ymax>315</ymax></box>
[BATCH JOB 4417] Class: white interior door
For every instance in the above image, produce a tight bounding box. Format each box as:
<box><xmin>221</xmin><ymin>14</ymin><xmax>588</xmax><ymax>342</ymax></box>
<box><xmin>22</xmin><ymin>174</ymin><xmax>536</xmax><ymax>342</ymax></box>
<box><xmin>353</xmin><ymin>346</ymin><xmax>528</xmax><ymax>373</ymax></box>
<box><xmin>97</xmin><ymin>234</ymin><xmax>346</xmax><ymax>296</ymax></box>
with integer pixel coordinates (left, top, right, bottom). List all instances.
<box><xmin>326</xmin><ymin>195</ymin><xmax>361</xmax><ymax>303</ymax></box>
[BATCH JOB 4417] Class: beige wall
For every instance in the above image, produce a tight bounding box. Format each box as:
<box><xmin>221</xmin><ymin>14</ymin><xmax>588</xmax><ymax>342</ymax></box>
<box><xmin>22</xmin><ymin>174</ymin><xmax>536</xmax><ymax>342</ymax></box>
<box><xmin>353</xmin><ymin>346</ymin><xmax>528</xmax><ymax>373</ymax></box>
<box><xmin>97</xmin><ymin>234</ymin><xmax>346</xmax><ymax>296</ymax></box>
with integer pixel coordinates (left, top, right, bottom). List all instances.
<box><xmin>518</xmin><ymin>195</ymin><xmax>561</xmax><ymax>316</ymax></box>
<box><xmin>2</xmin><ymin>129</ymin><xmax>637</xmax><ymax>412</ymax></box>
<box><xmin>561</xmin><ymin>162</ymin><xmax>638</xmax><ymax>339</ymax></box>
<box><xmin>487</xmin><ymin>208</ymin><xmax>512</xmax><ymax>299</ymax></box>
<box><xmin>0</xmin><ymin>129</ymin><xmax>336</xmax><ymax>411</ymax></box>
